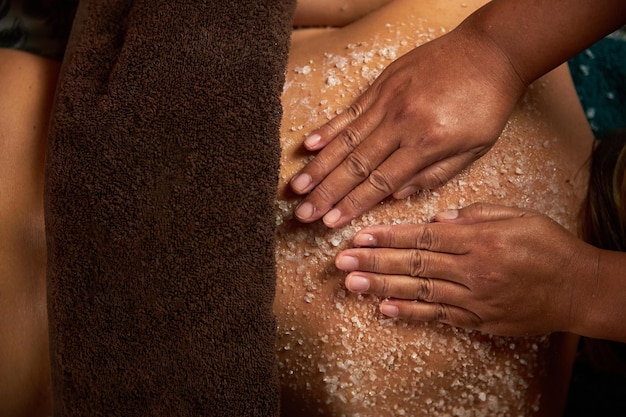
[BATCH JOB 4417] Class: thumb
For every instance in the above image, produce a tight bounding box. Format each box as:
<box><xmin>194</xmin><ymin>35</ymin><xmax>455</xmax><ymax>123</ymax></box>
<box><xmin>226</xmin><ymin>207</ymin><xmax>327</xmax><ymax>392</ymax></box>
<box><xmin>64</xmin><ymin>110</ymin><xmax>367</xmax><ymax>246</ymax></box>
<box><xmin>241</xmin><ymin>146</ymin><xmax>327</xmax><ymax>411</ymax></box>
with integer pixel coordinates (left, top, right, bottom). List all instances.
<box><xmin>434</xmin><ymin>202</ymin><xmax>534</xmax><ymax>225</ymax></box>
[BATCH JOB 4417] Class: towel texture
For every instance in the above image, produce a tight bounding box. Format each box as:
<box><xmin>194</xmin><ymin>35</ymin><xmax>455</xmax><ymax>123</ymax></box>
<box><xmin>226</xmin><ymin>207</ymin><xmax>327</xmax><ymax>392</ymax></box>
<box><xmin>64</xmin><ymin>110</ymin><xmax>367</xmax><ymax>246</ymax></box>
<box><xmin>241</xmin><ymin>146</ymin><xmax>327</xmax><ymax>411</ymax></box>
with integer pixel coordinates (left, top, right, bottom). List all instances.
<box><xmin>45</xmin><ymin>0</ymin><xmax>295</xmax><ymax>415</ymax></box>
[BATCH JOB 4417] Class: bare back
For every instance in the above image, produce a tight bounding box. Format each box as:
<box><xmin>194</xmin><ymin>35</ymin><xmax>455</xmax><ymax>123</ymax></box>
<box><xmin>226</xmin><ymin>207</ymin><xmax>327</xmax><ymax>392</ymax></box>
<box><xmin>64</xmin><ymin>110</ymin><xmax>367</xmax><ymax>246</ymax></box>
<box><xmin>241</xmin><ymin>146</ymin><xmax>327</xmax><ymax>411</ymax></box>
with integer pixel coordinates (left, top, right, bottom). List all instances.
<box><xmin>275</xmin><ymin>1</ymin><xmax>593</xmax><ymax>416</ymax></box>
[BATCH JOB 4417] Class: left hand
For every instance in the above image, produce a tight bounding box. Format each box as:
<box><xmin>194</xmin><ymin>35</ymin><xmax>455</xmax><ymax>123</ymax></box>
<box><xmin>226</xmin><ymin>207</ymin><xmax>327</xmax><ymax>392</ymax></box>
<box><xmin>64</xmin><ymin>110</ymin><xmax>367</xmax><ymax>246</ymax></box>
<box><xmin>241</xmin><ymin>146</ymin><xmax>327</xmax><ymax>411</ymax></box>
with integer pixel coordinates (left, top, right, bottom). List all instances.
<box><xmin>289</xmin><ymin>26</ymin><xmax>526</xmax><ymax>228</ymax></box>
<box><xmin>334</xmin><ymin>203</ymin><xmax>599</xmax><ymax>336</ymax></box>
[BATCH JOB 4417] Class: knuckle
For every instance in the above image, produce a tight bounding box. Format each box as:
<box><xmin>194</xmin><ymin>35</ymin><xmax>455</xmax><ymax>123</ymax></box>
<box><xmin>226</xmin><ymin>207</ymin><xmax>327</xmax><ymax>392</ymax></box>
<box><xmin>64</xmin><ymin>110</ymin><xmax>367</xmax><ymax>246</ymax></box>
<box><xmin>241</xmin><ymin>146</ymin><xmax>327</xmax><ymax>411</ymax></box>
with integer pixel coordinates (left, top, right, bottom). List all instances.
<box><xmin>306</xmin><ymin>153</ymin><xmax>332</xmax><ymax>175</ymax></box>
<box><xmin>413</xmin><ymin>278</ymin><xmax>435</xmax><ymax>302</ymax></box>
<box><xmin>433</xmin><ymin>303</ymin><xmax>449</xmax><ymax>322</ymax></box>
<box><xmin>346</xmin><ymin>103</ymin><xmax>365</xmax><ymax>121</ymax></box>
<box><xmin>414</xmin><ymin>226</ymin><xmax>435</xmax><ymax>250</ymax></box>
<box><xmin>366</xmin><ymin>168</ymin><xmax>395</xmax><ymax>195</ymax></box>
<box><xmin>326</xmin><ymin>103</ymin><xmax>364</xmax><ymax>133</ymax></box>
<box><xmin>311</xmin><ymin>181</ymin><xmax>336</xmax><ymax>206</ymax></box>
<box><xmin>379</xmin><ymin>276</ymin><xmax>393</xmax><ymax>297</ymax></box>
<box><xmin>344</xmin><ymin>191</ymin><xmax>365</xmax><ymax>212</ymax></box>
<box><xmin>325</xmin><ymin>119</ymin><xmax>342</xmax><ymax>135</ymax></box>
<box><xmin>474</xmin><ymin>203</ymin><xmax>495</xmax><ymax>219</ymax></box>
<box><xmin>488</xmin><ymin>232</ymin><xmax>509</xmax><ymax>253</ymax></box>
<box><xmin>344</xmin><ymin>152</ymin><xmax>371</xmax><ymax>180</ymax></box>
<box><xmin>368</xmin><ymin>250</ymin><xmax>380</xmax><ymax>272</ymax></box>
<box><xmin>408</xmin><ymin>250</ymin><xmax>426</xmax><ymax>277</ymax></box>
<box><xmin>418</xmin><ymin>128</ymin><xmax>440</xmax><ymax>148</ymax></box>
<box><xmin>339</xmin><ymin>126</ymin><xmax>363</xmax><ymax>150</ymax></box>
<box><xmin>393</xmin><ymin>98</ymin><xmax>419</xmax><ymax>122</ymax></box>
<box><xmin>385</xmin><ymin>227</ymin><xmax>398</xmax><ymax>247</ymax></box>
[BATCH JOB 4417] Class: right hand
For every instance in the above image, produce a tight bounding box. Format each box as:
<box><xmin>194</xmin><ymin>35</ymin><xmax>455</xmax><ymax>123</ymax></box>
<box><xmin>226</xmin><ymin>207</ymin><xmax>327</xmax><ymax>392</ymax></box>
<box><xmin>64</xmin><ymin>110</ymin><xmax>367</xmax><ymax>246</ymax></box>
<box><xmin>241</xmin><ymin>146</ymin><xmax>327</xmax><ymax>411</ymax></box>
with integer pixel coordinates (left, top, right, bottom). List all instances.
<box><xmin>335</xmin><ymin>203</ymin><xmax>598</xmax><ymax>337</ymax></box>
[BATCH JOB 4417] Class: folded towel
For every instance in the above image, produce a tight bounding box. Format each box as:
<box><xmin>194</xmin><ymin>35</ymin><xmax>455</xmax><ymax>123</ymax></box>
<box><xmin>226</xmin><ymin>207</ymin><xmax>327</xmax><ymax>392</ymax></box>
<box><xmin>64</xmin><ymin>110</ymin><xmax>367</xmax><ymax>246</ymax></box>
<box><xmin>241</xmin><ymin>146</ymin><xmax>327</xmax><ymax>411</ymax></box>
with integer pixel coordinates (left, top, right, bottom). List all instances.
<box><xmin>45</xmin><ymin>0</ymin><xmax>295</xmax><ymax>415</ymax></box>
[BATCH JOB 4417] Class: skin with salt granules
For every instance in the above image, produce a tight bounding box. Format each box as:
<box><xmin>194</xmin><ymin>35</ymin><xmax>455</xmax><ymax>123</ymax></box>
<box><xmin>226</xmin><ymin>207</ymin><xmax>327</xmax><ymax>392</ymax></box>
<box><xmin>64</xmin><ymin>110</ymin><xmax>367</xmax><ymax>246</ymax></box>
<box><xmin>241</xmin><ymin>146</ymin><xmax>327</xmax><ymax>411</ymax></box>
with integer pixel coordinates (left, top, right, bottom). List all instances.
<box><xmin>274</xmin><ymin>1</ymin><xmax>593</xmax><ymax>416</ymax></box>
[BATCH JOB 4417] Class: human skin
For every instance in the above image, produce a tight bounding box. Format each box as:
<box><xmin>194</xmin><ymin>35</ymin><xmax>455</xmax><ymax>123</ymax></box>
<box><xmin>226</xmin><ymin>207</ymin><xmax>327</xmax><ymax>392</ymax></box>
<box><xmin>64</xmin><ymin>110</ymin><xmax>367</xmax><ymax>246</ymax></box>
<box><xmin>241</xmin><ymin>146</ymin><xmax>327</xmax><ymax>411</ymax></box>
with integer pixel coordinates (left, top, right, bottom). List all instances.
<box><xmin>0</xmin><ymin>3</ymin><xmax>392</xmax><ymax>415</ymax></box>
<box><xmin>275</xmin><ymin>0</ymin><xmax>592</xmax><ymax>415</ymax></box>
<box><xmin>0</xmin><ymin>48</ymin><xmax>57</xmax><ymax>417</ymax></box>
<box><xmin>324</xmin><ymin>0</ymin><xmax>626</xmax><ymax>343</ymax></box>
<box><xmin>0</xmin><ymin>0</ymin><xmax>594</xmax><ymax>415</ymax></box>
<box><xmin>292</xmin><ymin>0</ymin><xmax>393</xmax><ymax>27</ymax></box>
<box><xmin>289</xmin><ymin>0</ymin><xmax>626</xmax><ymax>229</ymax></box>
<box><xmin>337</xmin><ymin>203</ymin><xmax>626</xmax><ymax>342</ymax></box>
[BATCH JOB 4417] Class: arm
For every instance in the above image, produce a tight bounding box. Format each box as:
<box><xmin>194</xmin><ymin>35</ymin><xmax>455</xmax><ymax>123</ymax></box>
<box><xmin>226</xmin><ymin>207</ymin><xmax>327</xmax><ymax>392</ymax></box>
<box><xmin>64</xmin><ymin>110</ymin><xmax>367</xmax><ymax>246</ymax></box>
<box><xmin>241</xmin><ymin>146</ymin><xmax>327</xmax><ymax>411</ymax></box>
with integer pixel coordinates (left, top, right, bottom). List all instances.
<box><xmin>290</xmin><ymin>0</ymin><xmax>626</xmax><ymax>228</ymax></box>
<box><xmin>335</xmin><ymin>204</ymin><xmax>626</xmax><ymax>342</ymax></box>
<box><xmin>583</xmin><ymin>249</ymin><xmax>626</xmax><ymax>342</ymax></box>
<box><xmin>471</xmin><ymin>0</ymin><xmax>626</xmax><ymax>87</ymax></box>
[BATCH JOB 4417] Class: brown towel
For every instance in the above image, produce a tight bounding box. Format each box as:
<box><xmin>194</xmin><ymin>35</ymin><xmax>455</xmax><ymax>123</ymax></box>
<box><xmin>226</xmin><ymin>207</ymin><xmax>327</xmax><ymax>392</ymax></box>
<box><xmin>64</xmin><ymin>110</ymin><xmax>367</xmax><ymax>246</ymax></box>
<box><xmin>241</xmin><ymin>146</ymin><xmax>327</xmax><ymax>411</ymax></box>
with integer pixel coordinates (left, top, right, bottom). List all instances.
<box><xmin>45</xmin><ymin>0</ymin><xmax>295</xmax><ymax>415</ymax></box>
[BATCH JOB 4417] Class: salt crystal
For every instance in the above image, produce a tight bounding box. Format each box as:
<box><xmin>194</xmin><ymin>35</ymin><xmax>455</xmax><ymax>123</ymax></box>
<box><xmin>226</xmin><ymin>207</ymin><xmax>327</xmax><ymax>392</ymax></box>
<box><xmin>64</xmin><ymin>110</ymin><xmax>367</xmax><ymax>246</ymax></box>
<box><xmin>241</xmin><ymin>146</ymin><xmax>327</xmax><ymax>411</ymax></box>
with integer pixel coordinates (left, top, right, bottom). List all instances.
<box><xmin>295</xmin><ymin>65</ymin><xmax>311</xmax><ymax>75</ymax></box>
<box><xmin>326</xmin><ymin>75</ymin><xmax>340</xmax><ymax>87</ymax></box>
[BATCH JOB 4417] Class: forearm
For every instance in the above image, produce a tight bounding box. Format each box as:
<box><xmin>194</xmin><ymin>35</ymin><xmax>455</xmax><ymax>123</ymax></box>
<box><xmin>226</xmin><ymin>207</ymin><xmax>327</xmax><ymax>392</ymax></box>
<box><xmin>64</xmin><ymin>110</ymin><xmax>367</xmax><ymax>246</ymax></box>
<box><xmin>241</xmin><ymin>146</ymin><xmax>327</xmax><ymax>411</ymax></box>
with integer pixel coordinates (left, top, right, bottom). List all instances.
<box><xmin>574</xmin><ymin>249</ymin><xmax>626</xmax><ymax>343</ymax></box>
<box><xmin>461</xmin><ymin>0</ymin><xmax>626</xmax><ymax>86</ymax></box>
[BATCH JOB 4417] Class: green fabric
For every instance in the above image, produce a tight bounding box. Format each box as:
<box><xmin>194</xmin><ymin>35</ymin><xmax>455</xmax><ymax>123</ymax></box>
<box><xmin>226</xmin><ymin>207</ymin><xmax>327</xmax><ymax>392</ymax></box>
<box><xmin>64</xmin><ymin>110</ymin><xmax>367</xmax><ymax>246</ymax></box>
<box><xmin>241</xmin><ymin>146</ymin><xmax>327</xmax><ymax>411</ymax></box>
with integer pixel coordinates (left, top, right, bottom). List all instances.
<box><xmin>568</xmin><ymin>36</ymin><xmax>626</xmax><ymax>138</ymax></box>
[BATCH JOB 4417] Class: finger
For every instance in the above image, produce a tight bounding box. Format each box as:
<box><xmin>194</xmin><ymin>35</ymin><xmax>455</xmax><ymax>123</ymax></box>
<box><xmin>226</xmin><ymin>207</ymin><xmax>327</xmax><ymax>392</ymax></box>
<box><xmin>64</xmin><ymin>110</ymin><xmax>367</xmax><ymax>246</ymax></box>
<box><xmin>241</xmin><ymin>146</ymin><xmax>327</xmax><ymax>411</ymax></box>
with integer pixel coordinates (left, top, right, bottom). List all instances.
<box><xmin>392</xmin><ymin>152</ymin><xmax>479</xmax><ymax>199</ymax></box>
<box><xmin>379</xmin><ymin>300</ymin><xmax>482</xmax><ymax>329</ymax></box>
<box><xmin>322</xmin><ymin>146</ymin><xmax>433</xmax><ymax>227</ymax></box>
<box><xmin>303</xmin><ymin>87</ymin><xmax>378</xmax><ymax>151</ymax></box>
<box><xmin>290</xmin><ymin>98</ymin><xmax>382</xmax><ymax>197</ymax></box>
<box><xmin>344</xmin><ymin>273</ymin><xmax>469</xmax><ymax>306</ymax></box>
<box><xmin>347</xmin><ymin>223</ymin><xmax>471</xmax><ymax>254</ymax></box>
<box><xmin>336</xmin><ymin>247</ymin><xmax>467</xmax><ymax>282</ymax></box>
<box><xmin>433</xmin><ymin>202</ymin><xmax>538</xmax><ymax>224</ymax></box>
<box><xmin>295</xmin><ymin>122</ymin><xmax>395</xmax><ymax>223</ymax></box>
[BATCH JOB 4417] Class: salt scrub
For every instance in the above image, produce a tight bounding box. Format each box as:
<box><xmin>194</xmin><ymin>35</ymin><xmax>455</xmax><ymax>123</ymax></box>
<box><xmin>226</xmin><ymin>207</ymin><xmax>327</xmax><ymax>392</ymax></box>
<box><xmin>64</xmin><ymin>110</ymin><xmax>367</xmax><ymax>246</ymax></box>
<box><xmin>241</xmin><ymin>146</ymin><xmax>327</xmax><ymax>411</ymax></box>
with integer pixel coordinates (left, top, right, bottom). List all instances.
<box><xmin>275</xmin><ymin>15</ymin><xmax>582</xmax><ymax>417</ymax></box>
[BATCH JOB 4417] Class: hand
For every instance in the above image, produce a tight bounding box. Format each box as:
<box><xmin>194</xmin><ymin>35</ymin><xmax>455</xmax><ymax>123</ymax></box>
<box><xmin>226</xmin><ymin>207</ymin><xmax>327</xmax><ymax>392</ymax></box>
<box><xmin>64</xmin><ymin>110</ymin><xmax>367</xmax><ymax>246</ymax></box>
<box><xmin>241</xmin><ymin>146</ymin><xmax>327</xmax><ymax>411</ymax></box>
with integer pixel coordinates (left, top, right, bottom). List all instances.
<box><xmin>335</xmin><ymin>203</ymin><xmax>599</xmax><ymax>337</ymax></box>
<box><xmin>290</xmin><ymin>24</ymin><xmax>526</xmax><ymax>228</ymax></box>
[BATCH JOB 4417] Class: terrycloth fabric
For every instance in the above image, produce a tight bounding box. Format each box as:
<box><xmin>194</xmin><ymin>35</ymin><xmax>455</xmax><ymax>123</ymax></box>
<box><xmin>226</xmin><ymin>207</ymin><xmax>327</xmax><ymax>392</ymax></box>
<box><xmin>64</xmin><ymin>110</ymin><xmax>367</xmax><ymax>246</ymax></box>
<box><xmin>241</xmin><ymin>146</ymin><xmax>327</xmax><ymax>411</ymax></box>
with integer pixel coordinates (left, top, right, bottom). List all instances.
<box><xmin>45</xmin><ymin>0</ymin><xmax>295</xmax><ymax>416</ymax></box>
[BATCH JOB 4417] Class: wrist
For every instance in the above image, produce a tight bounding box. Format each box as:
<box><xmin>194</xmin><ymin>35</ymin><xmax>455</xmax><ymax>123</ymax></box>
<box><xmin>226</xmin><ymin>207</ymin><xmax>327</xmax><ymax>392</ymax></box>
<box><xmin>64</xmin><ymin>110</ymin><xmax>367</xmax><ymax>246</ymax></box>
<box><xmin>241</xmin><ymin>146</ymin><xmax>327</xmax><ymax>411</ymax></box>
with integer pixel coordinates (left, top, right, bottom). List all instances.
<box><xmin>453</xmin><ymin>6</ymin><xmax>528</xmax><ymax>101</ymax></box>
<box><xmin>572</xmin><ymin>249</ymin><xmax>626</xmax><ymax>342</ymax></box>
<box><xmin>565</xmin><ymin>244</ymin><xmax>601</xmax><ymax>337</ymax></box>
<box><xmin>568</xmin><ymin>247</ymin><xmax>626</xmax><ymax>342</ymax></box>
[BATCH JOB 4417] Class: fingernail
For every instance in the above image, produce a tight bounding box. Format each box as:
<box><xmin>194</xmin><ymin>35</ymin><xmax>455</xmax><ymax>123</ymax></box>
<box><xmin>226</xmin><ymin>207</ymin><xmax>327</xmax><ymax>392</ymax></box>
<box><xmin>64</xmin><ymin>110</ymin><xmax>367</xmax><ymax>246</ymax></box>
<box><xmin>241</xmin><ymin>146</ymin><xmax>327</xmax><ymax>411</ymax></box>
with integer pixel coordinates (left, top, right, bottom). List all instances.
<box><xmin>295</xmin><ymin>202</ymin><xmax>314</xmax><ymax>220</ymax></box>
<box><xmin>354</xmin><ymin>233</ymin><xmax>376</xmax><ymax>246</ymax></box>
<box><xmin>436</xmin><ymin>209</ymin><xmax>459</xmax><ymax>220</ymax></box>
<box><xmin>323</xmin><ymin>208</ymin><xmax>342</xmax><ymax>226</ymax></box>
<box><xmin>304</xmin><ymin>133</ymin><xmax>321</xmax><ymax>148</ymax></box>
<box><xmin>335</xmin><ymin>255</ymin><xmax>358</xmax><ymax>270</ymax></box>
<box><xmin>291</xmin><ymin>173</ymin><xmax>312</xmax><ymax>193</ymax></box>
<box><xmin>380</xmin><ymin>303</ymin><xmax>399</xmax><ymax>318</ymax></box>
<box><xmin>345</xmin><ymin>275</ymin><xmax>369</xmax><ymax>292</ymax></box>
